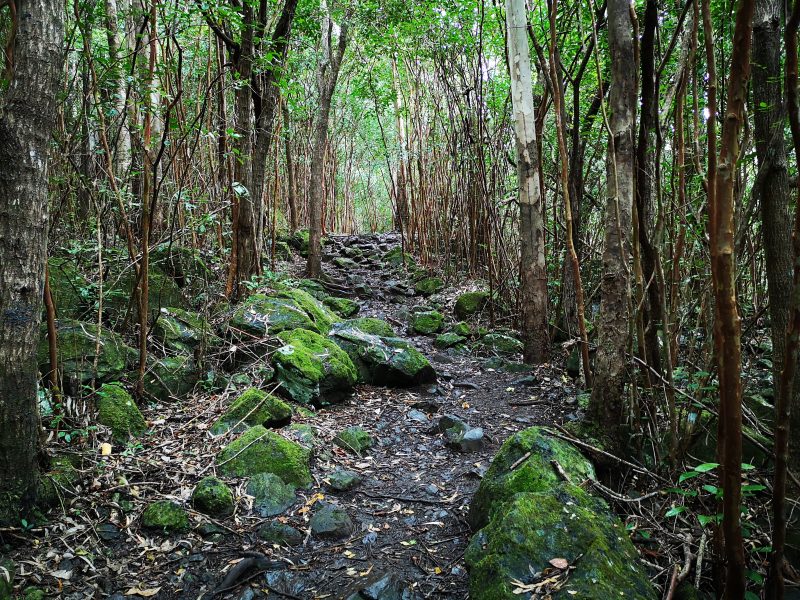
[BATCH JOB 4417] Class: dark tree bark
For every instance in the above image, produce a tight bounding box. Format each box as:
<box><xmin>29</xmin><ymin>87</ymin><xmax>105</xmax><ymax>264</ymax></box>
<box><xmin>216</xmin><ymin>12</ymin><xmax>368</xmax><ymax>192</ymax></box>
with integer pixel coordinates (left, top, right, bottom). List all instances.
<box><xmin>0</xmin><ymin>0</ymin><xmax>64</xmax><ymax>523</ymax></box>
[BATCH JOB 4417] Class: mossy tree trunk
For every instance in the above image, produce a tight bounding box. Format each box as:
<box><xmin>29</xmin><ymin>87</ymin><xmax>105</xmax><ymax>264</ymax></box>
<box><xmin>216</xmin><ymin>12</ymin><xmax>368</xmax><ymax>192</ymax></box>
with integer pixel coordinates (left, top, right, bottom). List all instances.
<box><xmin>0</xmin><ymin>0</ymin><xmax>64</xmax><ymax>523</ymax></box>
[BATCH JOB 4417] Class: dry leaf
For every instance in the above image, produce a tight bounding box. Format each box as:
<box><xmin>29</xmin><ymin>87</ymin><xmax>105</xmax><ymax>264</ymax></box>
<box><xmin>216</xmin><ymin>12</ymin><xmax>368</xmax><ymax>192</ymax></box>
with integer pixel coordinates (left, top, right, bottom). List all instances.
<box><xmin>549</xmin><ymin>558</ymin><xmax>569</xmax><ymax>570</ymax></box>
<box><xmin>125</xmin><ymin>586</ymin><xmax>161</xmax><ymax>597</ymax></box>
<box><xmin>100</xmin><ymin>443</ymin><xmax>112</xmax><ymax>456</ymax></box>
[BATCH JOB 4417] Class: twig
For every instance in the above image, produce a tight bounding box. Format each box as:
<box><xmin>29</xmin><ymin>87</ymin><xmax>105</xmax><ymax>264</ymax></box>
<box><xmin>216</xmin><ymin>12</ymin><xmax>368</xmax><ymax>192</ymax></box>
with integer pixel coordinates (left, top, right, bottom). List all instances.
<box><xmin>509</xmin><ymin>452</ymin><xmax>531</xmax><ymax>471</ymax></box>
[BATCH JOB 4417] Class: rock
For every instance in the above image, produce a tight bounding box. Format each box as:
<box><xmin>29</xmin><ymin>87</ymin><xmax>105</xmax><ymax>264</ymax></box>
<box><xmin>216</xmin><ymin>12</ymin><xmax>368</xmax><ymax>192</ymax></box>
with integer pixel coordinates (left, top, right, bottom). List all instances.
<box><xmin>38</xmin><ymin>456</ymin><xmax>80</xmax><ymax>507</ymax></box>
<box><xmin>216</xmin><ymin>426</ymin><xmax>312</xmax><ymax>487</ymax></box>
<box><xmin>272</xmin><ymin>328</ymin><xmax>358</xmax><ymax>405</ymax></box>
<box><xmin>48</xmin><ymin>257</ymin><xmax>91</xmax><ymax>320</ymax></box>
<box><xmin>153</xmin><ymin>307</ymin><xmax>217</xmax><ymax>354</ymax></box>
<box><xmin>334</xmin><ymin>257</ymin><xmax>358</xmax><ymax>269</ymax></box>
<box><xmin>0</xmin><ymin>558</ymin><xmax>13</xmax><ymax>600</ymax></box>
<box><xmin>335</xmin><ymin>317</ymin><xmax>396</xmax><ymax>337</ymax></box>
<box><xmin>38</xmin><ymin>320</ymin><xmax>135</xmax><ymax>396</ymax></box>
<box><xmin>407</xmin><ymin>409</ymin><xmax>429</xmax><ymax>423</ymax></box>
<box><xmin>288</xmin><ymin>423</ymin><xmax>315</xmax><ymax>446</ymax></box>
<box><xmin>447</xmin><ymin>427</ymin><xmax>484</xmax><ymax>453</ymax></box>
<box><xmin>438</xmin><ymin>414</ymin><xmax>467</xmax><ymax>433</ymax></box>
<box><xmin>103</xmin><ymin>266</ymin><xmax>184</xmax><ymax>324</ymax></box>
<box><xmin>329</xmin><ymin>327</ymin><xmax>436</xmax><ymax>386</ymax></box>
<box><xmin>246</xmin><ymin>473</ymin><xmax>296</xmax><ymax>517</ymax></box>
<box><xmin>309</xmin><ymin>504</ymin><xmax>353</xmax><ymax>539</ymax></box>
<box><xmin>434</xmin><ymin>332</ymin><xmax>466</xmax><ymax>349</ymax></box>
<box><xmin>145</xmin><ymin>354</ymin><xmax>198</xmax><ymax>401</ymax></box>
<box><xmin>141</xmin><ymin>500</ymin><xmax>190</xmax><ymax>533</ymax></box>
<box><xmin>191</xmin><ymin>477</ymin><xmax>234</xmax><ymax>517</ymax></box>
<box><xmin>344</xmin><ymin>572</ymin><xmax>410</xmax><ymax>600</ymax></box>
<box><xmin>334</xmin><ymin>427</ymin><xmax>374</xmax><ymax>455</ymax></box>
<box><xmin>454</xmin><ymin>291</ymin><xmax>489</xmax><ymax>319</ymax></box>
<box><xmin>465</xmin><ymin>484</ymin><xmax>657</xmax><ymax>599</ymax></box>
<box><xmin>96</xmin><ymin>383</ymin><xmax>147</xmax><ymax>441</ymax></box>
<box><xmin>258</xmin><ymin>521</ymin><xmax>304</xmax><ymax>546</ymax></box>
<box><xmin>96</xmin><ymin>523</ymin><xmax>120</xmax><ymax>541</ymax></box>
<box><xmin>414</xmin><ymin>277</ymin><xmax>444</xmax><ymax>297</ymax></box>
<box><xmin>324</xmin><ymin>296</ymin><xmax>360</xmax><ymax>318</ymax></box>
<box><xmin>267</xmin><ymin>240</ymin><xmax>293</xmax><ymax>261</ymax></box>
<box><xmin>451</xmin><ymin>322</ymin><xmax>471</xmax><ymax>337</ymax></box>
<box><xmin>410</xmin><ymin>310</ymin><xmax>444</xmax><ymax>335</ymax></box>
<box><xmin>327</xmin><ymin>469</ymin><xmax>362</xmax><ymax>491</ymax></box>
<box><xmin>149</xmin><ymin>243</ymin><xmax>211</xmax><ymax>299</ymax></box>
<box><xmin>211</xmin><ymin>388</ymin><xmax>292</xmax><ymax>435</ymax></box>
<box><xmin>468</xmin><ymin>427</ymin><xmax>596</xmax><ymax>530</ymax></box>
<box><xmin>22</xmin><ymin>588</ymin><xmax>45</xmax><ymax>600</ymax></box>
<box><xmin>478</xmin><ymin>333</ymin><xmax>523</xmax><ymax>355</ymax></box>
<box><xmin>382</xmin><ymin>247</ymin><xmax>415</xmax><ymax>268</ymax></box>
<box><xmin>288</xmin><ymin>229</ymin><xmax>310</xmax><ymax>255</ymax></box>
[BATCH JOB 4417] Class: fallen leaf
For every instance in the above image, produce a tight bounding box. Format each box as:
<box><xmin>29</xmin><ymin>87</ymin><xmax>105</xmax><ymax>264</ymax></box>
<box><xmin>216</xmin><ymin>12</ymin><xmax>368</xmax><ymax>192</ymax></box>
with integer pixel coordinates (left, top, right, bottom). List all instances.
<box><xmin>125</xmin><ymin>586</ymin><xmax>161</xmax><ymax>597</ymax></box>
<box><xmin>50</xmin><ymin>570</ymin><xmax>72</xmax><ymax>580</ymax></box>
<box><xmin>100</xmin><ymin>443</ymin><xmax>112</xmax><ymax>456</ymax></box>
<box><xmin>549</xmin><ymin>558</ymin><xmax>569</xmax><ymax>570</ymax></box>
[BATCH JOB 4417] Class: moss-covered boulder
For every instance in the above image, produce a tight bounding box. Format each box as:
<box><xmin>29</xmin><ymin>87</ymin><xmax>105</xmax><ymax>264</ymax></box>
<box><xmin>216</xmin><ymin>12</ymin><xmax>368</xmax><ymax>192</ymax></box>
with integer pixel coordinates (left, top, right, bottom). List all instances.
<box><xmin>468</xmin><ymin>427</ymin><xmax>595</xmax><ymax>529</ymax></box>
<box><xmin>410</xmin><ymin>310</ymin><xmax>444</xmax><ymax>335</ymax></box>
<box><xmin>191</xmin><ymin>476</ymin><xmax>234</xmax><ymax>517</ymax></box>
<box><xmin>435</xmin><ymin>332</ymin><xmax>466</xmax><ymax>349</ymax></box>
<box><xmin>334</xmin><ymin>426</ymin><xmax>373</xmax><ymax>455</ymax></box>
<box><xmin>451</xmin><ymin>322</ymin><xmax>471</xmax><ymax>337</ymax></box>
<box><xmin>267</xmin><ymin>240</ymin><xmax>293</xmax><ymax>261</ymax></box>
<box><xmin>38</xmin><ymin>319</ymin><xmax>135</xmax><ymax>395</ymax></box>
<box><xmin>150</xmin><ymin>244</ymin><xmax>211</xmax><ymax>299</ymax></box>
<box><xmin>335</xmin><ymin>318</ymin><xmax>395</xmax><ymax>337</ymax></box>
<box><xmin>103</xmin><ymin>266</ymin><xmax>184</xmax><ymax>324</ymax></box>
<box><xmin>382</xmin><ymin>247</ymin><xmax>415</xmax><ymax>268</ymax></box>
<box><xmin>479</xmin><ymin>333</ymin><xmax>523</xmax><ymax>355</ymax></box>
<box><xmin>0</xmin><ymin>557</ymin><xmax>14</xmax><ymax>600</ymax></box>
<box><xmin>246</xmin><ymin>473</ymin><xmax>296</xmax><ymax>516</ymax></box>
<box><xmin>454</xmin><ymin>291</ymin><xmax>489</xmax><ymax>319</ymax></box>
<box><xmin>38</xmin><ymin>456</ymin><xmax>80</xmax><ymax>508</ymax></box>
<box><xmin>272</xmin><ymin>329</ymin><xmax>357</xmax><ymax>405</ymax></box>
<box><xmin>48</xmin><ymin>257</ymin><xmax>92</xmax><ymax>320</ymax></box>
<box><xmin>145</xmin><ymin>354</ymin><xmax>198</xmax><ymax>401</ymax></box>
<box><xmin>141</xmin><ymin>500</ymin><xmax>190</xmax><ymax>533</ymax></box>
<box><xmin>329</xmin><ymin>327</ymin><xmax>436</xmax><ymax>386</ymax></box>
<box><xmin>96</xmin><ymin>383</ymin><xmax>147</xmax><ymax>441</ymax></box>
<box><xmin>309</xmin><ymin>503</ymin><xmax>353</xmax><ymax>539</ymax></box>
<box><xmin>288</xmin><ymin>229</ymin><xmax>311</xmax><ymax>255</ymax></box>
<box><xmin>414</xmin><ymin>277</ymin><xmax>444</xmax><ymax>296</ymax></box>
<box><xmin>230</xmin><ymin>288</ymin><xmax>341</xmax><ymax>340</ymax></box>
<box><xmin>153</xmin><ymin>307</ymin><xmax>218</xmax><ymax>355</ymax></box>
<box><xmin>211</xmin><ymin>388</ymin><xmax>291</xmax><ymax>435</ymax></box>
<box><xmin>324</xmin><ymin>296</ymin><xmax>360</xmax><ymax>318</ymax></box>
<box><xmin>465</xmin><ymin>485</ymin><xmax>656</xmax><ymax>599</ymax></box>
<box><xmin>216</xmin><ymin>426</ymin><xmax>312</xmax><ymax>487</ymax></box>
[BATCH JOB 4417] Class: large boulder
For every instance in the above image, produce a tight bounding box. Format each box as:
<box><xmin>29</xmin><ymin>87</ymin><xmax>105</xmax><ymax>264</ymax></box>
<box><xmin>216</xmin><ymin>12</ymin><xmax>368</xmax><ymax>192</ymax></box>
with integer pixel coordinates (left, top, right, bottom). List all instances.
<box><xmin>337</xmin><ymin>317</ymin><xmax>395</xmax><ymax>337</ymax></box>
<box><xmin>103</xmin><ymin>266</ymin><xmax>184</xmax><ymax>325</ymax></box>
<box><xmin>210</xmin><ymin>387</ymin><xmax>291</xmax><ymax>435</ymax></box>
<box><xmin>153</xmin><ymin>307</ymin><xmax>218</xmax><ymax>355</ymax></box>
<box><xmin>144</xmin><ymin>354</ymin><xmax>198</xmax><ymax>401</ymax></box>
<box><xmin>96</xmin><ymin>383</ymin><xmax>147</xmax><ymax>441</ymax></box>
<box><xmin>229</xmin><ymin>288</ymin><xmax>340</xmax><ymax>339</ymax></box>
<box><xmin>216</xmin><ymin>426</ymin><xmax>312</xmax><ymax>487</ymax></box>
<box><xmin>468</xmin><ymin>427</ymin><xmax>595</xmax><ymax>530</ymax></box>
<box><xmin>272</xmin><ymin>328</ymin><xmax>357</xmax><ymax>405</ymax></box>
<box><xmin>150</xmin><ymin>243</ymin><xmax>211</xmax><ymax>299</ymax></box>
<box><xmin>465</xmin><ymin>484</ymin><xmax>656</xmax><ymax>599</ymax></box>
<box><xmin>329</xmin><ymin>325</ymin><xmax>436</xmax><ymax>387</ymax></box>
<box><xmin>48</xmin><ymin>257</ymin><xmax>92</xmax><ymax>320</ymax></box>
<box><xmin>38</xmin><ymin>319</ymin><xmax>135</xmax><ymax>395</ymax></box>
<box><xmin>454</xmin><ymin>291</ymin><xmax>489</xmax><ymax>319</ymax></box>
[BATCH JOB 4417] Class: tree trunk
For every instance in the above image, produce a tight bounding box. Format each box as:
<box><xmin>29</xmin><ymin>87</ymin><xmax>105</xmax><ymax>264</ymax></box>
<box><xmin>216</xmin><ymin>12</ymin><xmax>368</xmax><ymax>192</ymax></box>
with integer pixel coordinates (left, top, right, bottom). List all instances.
<box><xmin>588</xmin><ymin>0</ymin><xmax>636</xmax><ymax>448</ymax></box>
<box><xmin>283</xmin><ymin>102</ymin><xmax>299</xmax><ymax>232</ymax></box>
<box><xmin>0</xmin><ymin>0</ymin><xmax>64</xmax><ymax>523</ymax></box>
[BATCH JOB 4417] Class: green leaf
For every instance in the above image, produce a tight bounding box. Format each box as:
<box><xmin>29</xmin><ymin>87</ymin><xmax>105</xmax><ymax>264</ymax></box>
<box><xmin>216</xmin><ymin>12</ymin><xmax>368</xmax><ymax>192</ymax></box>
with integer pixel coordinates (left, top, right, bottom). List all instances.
<box><xmin>702</xmin><ymin>484</ymin><xmax>720</xmax><ymax>496</ymax></box>
<box><xmin>679</xmin><ymin>470</ymin><xmax>700</xmax><ymax>483</ymax></box>
<box><xmin>665</xmin><ymin>506</ymin><xmax>686</xmax><ymax>518</ymax></box>
<box><xmin>695</xmin><ymin>462</ymin><xmax>719</xmax><ymax>473</ymax></box>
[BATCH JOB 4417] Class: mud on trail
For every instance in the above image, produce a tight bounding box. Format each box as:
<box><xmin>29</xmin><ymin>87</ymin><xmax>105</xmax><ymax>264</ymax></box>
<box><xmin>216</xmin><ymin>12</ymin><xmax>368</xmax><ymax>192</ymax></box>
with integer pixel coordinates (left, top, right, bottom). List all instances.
<box><xmin>3</xmin><ymin>234</ymin><xmax>581</xmax><ymax>599</ymax></box>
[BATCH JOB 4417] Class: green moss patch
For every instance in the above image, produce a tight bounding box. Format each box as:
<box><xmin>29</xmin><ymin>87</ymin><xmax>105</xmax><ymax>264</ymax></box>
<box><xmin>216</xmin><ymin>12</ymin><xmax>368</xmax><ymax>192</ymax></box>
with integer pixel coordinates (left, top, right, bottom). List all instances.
<box><xmin>478</xmin><ymin>333</ymin><xmax>523</xmax><ymax>355</ymax></box>
<box><xmin>324</xmin><ymin>296</ymin><xmax>360</xmax><ymax>318</ymax></box>
<box><xmin>414</xmin><ymin>277</ymin><xmax>444</xmax><ymax>296</ymax></box>
<box><xmin>410</xmin><ymin>310</ymin><xmax>444</xmax><ymax>335</ymax></box>
<box><xmin>96</xmin><ymin>383</ymin><xmax>147</xmax><ymax>441</ymax></box>
<box><xmin>216</xmin><ymin>426</ymin><xmax>312</xmax><ymax>487</ymax></box>
<box><xmin>454</xmin><ymin>291</ymin><xmax>489</xmax><ymax>319</ymax></box>
<box><xmin>334</xmin><ymin>427</ymin><xmax>373</xmax><ymax>455</ymax></box>
<box><xmin>211</xmin><ymin>388</ymin><xmax>292</xmax><ymax>435</ymax></box>
<box><xmin>141</xmin><ymin>500</ymin><xmax>190</xmax><ymax>533</ymax></box>
<box><xmin>191</xmin><ymin>476</ymin><xmax>234</xmax><ymax>517</ymax></box>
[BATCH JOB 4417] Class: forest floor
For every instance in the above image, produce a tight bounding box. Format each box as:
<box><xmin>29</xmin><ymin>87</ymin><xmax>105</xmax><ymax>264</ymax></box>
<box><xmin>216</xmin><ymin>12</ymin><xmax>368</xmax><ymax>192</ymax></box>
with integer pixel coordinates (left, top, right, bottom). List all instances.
<box><xmin>7</xmin><ymin>235</ymin><xmax>596</xmax><ymax>599</ymax></box>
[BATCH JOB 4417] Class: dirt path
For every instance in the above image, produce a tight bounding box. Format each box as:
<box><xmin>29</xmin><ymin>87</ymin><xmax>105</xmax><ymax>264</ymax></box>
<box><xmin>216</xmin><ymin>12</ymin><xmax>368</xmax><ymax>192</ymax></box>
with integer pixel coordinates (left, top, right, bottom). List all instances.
<box><xmin>5</xmin><ymin>234</ymin><xmax>579</xmax><ymax>600</ymax></box>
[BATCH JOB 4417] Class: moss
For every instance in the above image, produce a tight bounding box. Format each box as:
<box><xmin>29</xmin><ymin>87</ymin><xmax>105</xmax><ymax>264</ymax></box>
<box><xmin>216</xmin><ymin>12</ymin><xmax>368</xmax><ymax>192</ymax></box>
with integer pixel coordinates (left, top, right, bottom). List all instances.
<box><xmin>272</xmin><ymin>328</ymin><xmax>357</xmax><ymax>405</ymax></box>
<box><xmin>297</xmin><ymin>279</ymin><xmax>327</xmax><ymax>299</ymax></box>
<box><xmin>246</xmin><ymin>473</ymin><xmax>297</xmax><ymax>516</ymax></box>
<box><xmin>382</xmin><ymin>246</ymin><xmax>416</xmax><ymax>268</ymax></box>
<box><xmin>267</xmin><ymin>240</ymin><xmax>293</xmax><ymax>261</ymax></box>
<box><xmin>289</xmin><ymin>229</ymin><xmax>310</xmax><ymax>254</ymax></box>
<box><xmin>141</xmin><ymin>500</ymin><xmax>190</xmax><ymax>532</ymax></box>
<box><xmin>230</xmin><ymin>293</ymin><xmax>318</xmax><ymax>337</ymax></box>
<box><xmin>451</xmin><ymin>321</ymin><xmax>471</xmax><ymax>337</ymax></box>
<box><xmin>289</xmin><ymin>423</ymin><xmax>316</xmax><ymax>446</ymax></box>
<box><xmin>22</xmin><ymin>588</ymin><xmax>46</xmax><ymax>600</ymax></box>
<box><xmin>324</xmin><ymin>296</ymin><xmax>360</xmax><ymax>318</ymax></box>
<box><xmin>410</xmin><ymin>310</ymin><xmax>444</xmax><ymax>335</ymax></box>
<box><xmin>150</xmin><ymin>244</ymin><xmax>211</xmax><ymax>299</ymax></box>
<box><xmin>216</xmin><ymin>426</ymin><xmax>312</xmax><ymax>487</ymax></box>
<box><xmin>103</xmin><ymin>266</ymin><xmax>184</xmax><ymax>324</ymax></box>
<box><xmin>454</xmin><ymin>291</ymin><xmax>489</xmax><ymax>319</ymax></box>
<box><xmin>435</xmin><ymin>332</ymin><xmax>466</xmax><ymax>349</ymax></box>
<box><xmin>468</xmin><ymin>427</ymin><xmax>595</xmax><ymax>529</ymax></box>
<box><xmin>96</xmin><ymin>383</ymin><xmax>147</xmax><ymax>441</ymax></box>
<box><xmin>153</xmin><ymin>307</ymin><xmax>217</xmax><ymax>354</ymax></box>
<box><xmin>191</xmin><ymin>476</ymin><xmax>234</xmax><ymax>517</ymax></box>
<box><xmin>465</xmin><ymin>486</ymin><xmax>656</xmax><ymax>599</ymax></box>
<box><xmin>478</xmin><ymin>333</ymin><xmax>523</xmax><ymax>355</ymax></box>
<box><xmin>334</xmin><ymin>426</ymin><xmax>373</xmax><ymax>455</ymax></box>
<box><xmin>38</xmin><ymin>456</ymin><xmax>80</xmax><ymax>508</ymax></box>
<box><xmin>275</xmin><ymin>288</ymin><xmax>341</xmax><ymax>333</ymax></box>
<box><xmin>145</xmin><ymin>354</ymin><xmax>198</xmax><ymax>401</ymax></box>
<box><xmin>334</xmin><ymin>257</ymin><xmax>358</xmax><ymax>269</ymax></box>
<box><xmin>414</xmin><ymin>277</ymin><xmax>444</xmax><ymax>296</ymax></box>
<box><xmin>48</xmin><ymin>257</ymin><xmax>92</xmax><ymax>320</ymax></box>
<box><xmin>211</xmin><ymin>387</ymin><xmax>291</xmax><ymax>435</ymax></box>
<box><xmin>336</xmin><ymin>317</ymin><xmax>395</xmax><ymax>337</ymax></box>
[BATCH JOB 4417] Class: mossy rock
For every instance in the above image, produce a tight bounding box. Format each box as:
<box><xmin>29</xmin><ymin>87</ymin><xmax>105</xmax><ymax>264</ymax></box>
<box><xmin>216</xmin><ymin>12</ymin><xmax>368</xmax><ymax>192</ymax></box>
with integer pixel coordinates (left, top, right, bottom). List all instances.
<box><xmin>38</xmin><ymin>319</ymin><xmax>136</xmax><ymax>396</ymax></box>
<box><xmin>309</xmin><ymin>503</ymin><xmax>353</xmax><ymax>539</ymax></box>
<box><xmin>191</xmin><ymin>476</ymin><xmax>234</xmax><ymax>517</ymax></box>
<box><xmin>246</xmin><ymin>473</ymin><xmax>296</xmax><ymax>517</ymax></box>
<box><xmin>258</xmin><ymin>521</ymin><xmax>304</xmax><ymax>546</ymax></box>
<box><xmin>468</xmin><ymin>427</ymin><xmax>595</xmax><ymax>530</ymax></box>
<box><xmin>334</xmin><ymin>257</ymin><xmax>358</xmax><ymax>269</ymax></box>
<box><xmin>454</xmin><ymin>291</ymin><xmax>489</xmax><ymax>319</ymax></box>
<box><xmin>296</xmin><ymin>279</ymin><xmax>327</xmax><ymax>299</ymax></box>
<box><xmin>272</xmin><ymin>329</ymin><xmax>357</xmax><ymax>405</ymax></box>
<box><xmin>334</xmin><ymin>318</ymin><xmax>395</xmax><ymax>337</ymax></box>
<box><xmin>153</xmin><ymin>307</ymin><xmax>218</xmax><ymax>355</ymax></box>
<box><xmin>435</xmin><ymin>332</ymin><xmax>466</xmax><ymax>349</ymax></box>
<box><xmin>48</xmin><ymin>256</ymin><xmax>92</xmax><ymax>320</ymax></box>
<box><xmin>96</xmin><ymin>383</ymin><xmax>147</xmax><ymax>441</ymax></box>
<box><xmin>324</xmin><ymin>297</ymin><xmax>360</xmax><ymax>318</ymax></box>
<box><xmin>478</xmin><ymin>333</ymin><xmax>523</xmax><ymax>355</ymax></box>
<box><xmin>410</xmin><ymin>310</ymin><xmax>444</xmax><ymax>335</ymax></box>
<box><xmin>267</xmin><ymin>240</ymin><xmax>293</xmax><ymax>261</ymax></box>
<box><xmin>329</xmin><ymin>327</ymin><xmax>436</xmax><ymax>387</ymax></box>
<box><xmin>141</xmin><ymin>500</ymin><xmax>190</xmax><ymax>533</ymax></box>
<box><xmin>414</xmin><ymin>277</ymin><xmax>444</xmax><ymax>297</ymax></box>
<box><xmin>229</xmin><ymin>294</ymin><xmax>316</xmax><ymax>338</ymax></box>
<box><xmin>0</xmin><ymin>557</ymin><xmax>14</xmax><ymax>600</ymax></box>
<box><xmin>275</xmin><ymin>288</ymin><xmax>341</xmax><ymax>333</ymax></box>
<box><xmin>38</xmin><ymin>456</ymin><xmax>80</xmax><ymax>508</ymax></box>
<box><xmin>211</xmin><ymin>388</ymin><xmax>291</xmax><ymax>435</ymax></box>
<box><xmin>451</xmin><ymin>322</ymin><xmax>471</xmax><ymax>337</ymax></box>
<box><xmin>465</xmin><ymin>485</ymin><xmax>656</xmax><ymax>599</ymax></box>
<box><xmin>382</xmin><ymin>247</ymin><xmax>415</xmax><ymax>268</ymax></box>
<box><xmin>150</xmin><ymin>243</ymin><xmax>211</xmax><ymax>299</ymax></box>
<box><xmin>216</xmin><ymin>426</ymin><xmax>312</xmax><ymax>487</ymax></box>
<box><xmin>103</xmin><ymin>265</ymin><xmax>184</xmax><ymax>325</ymax></box>
<box><xmin>288</xmin><ymin>229</ymin><xmax>311</xmax><ymax>255</ymax></box>
<box><xmin>22</xmin><ymin>588</ymin><xmax>45</xmax><ymax>600</ymax></box>
<box><xmin>145</xmin><ymin>354</ymin><xmax>199</xmax><ymax>401</ymax></box>
<box><xmin>334</xmin><ymin>426</ymin><xmax>373</xmax><ymax>455</ymax></box>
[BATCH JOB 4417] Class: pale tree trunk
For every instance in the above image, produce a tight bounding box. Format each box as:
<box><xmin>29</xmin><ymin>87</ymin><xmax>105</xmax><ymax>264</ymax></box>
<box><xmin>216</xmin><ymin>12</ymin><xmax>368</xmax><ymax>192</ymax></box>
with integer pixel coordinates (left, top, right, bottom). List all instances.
<box><xmin>0</xmin><ymin>0</ymin><xmax>64</xmax><ymax>523</ymax></box>
<box><xmin>505</xmin><ymin>0</ymin><xmax>548</xmax><ymax>363</ymax></box>
<box><xmin>283</xmin><ymin>102</ymin><xmax>299</xmax><ymax>232</ymax></box>
<box><xmin>307</xmin><ymin>3</ymin><xmax>348</xmax><ymax>279</ymax></box>
<box><xmin>104</xmin><ymin>0</ymin><xmax>132</xmax><ymax>184</ymax></box>
<box><xmin>588</xmin><ymin>0</ymin><xmax>636</xmax><ymax>449</ymax></box>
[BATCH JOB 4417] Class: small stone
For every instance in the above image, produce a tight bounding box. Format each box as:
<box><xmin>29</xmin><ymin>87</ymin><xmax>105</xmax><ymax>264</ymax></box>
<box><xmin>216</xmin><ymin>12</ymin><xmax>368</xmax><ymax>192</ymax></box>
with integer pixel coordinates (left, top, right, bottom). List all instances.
<box><xmin>22</xmin><ymin>589</ymin><xmax>46</xmax><ymax>600</ymax></box>
<box><xmin>410</xmin><ymin>310</ymin><xmax>444</xmax><ymax>335</ymax></box>
<box><xmin>438</xmin><ymin>415</ymin><xmax>468</xmax><ymax>434</ymax></box>
<box><xmin>327</xmin><ymin>469</ymin><xmax>362</xmax><ymax>492</ymax></box>
<box><xmin>191</xmin><ymin>476</ymin><xmax>234</xmax><ymax>517</ymax></box>
<box><xmin>96</xmin><ymin>523</ymin><xmax>120</xmax><ymax>541</ymax></box>
<box><xmin>511</xmin><ymin>376</ymin><xmax>537</xmax><ymax>387</ymax></box>
<box><xmin>345</xmin><ymin>572</ymin><xmax>407</xmax><ymax>600</ymax></box>
<box><xmin>452</xmin><ymin>428</ymin><xmax>484</xmax><ymax>453</ymax></box>
<box><xmin>334</xmin><ymin>426</ymin><xmax>374</xmax><ymax>455</ymax></box>
<box><xmin>425</xmin><ymin>484</ymin><xmax>439</xmax><ymax>495</ymax></box>
<box><xmin>197</xmin><ymin>522</ymin><xmax>227</xmax><ymax>539</ymax></box>
<box><xmin>257</xmin><ymin>521</ymin><xmax>304</xmax><ymax>546</ymax></box>
<box><xmin>434</xmin><ymin>332</ymin><xmax>466</xmax><ymax>348</ymax></box>
<box><xmin>309</xmin><ymin>504</ymin><xmax>353</xmax><ymax>540</ymax></box>
<box><xmin>141</xmin><ymin>500</ymin><xmax>190</xmax><ymax>533</ymax></box>
<box><xmin>246</xmin><ymin>473</ymin><xmax>296</xmax><ymax>517</ymax></box>
<box><xmin>407</xmin><ymin>409</ymin><xmax>429</xmax><ymax>423</ymax></box>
